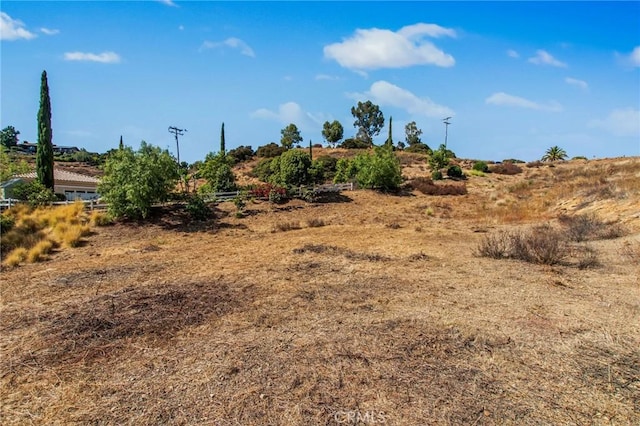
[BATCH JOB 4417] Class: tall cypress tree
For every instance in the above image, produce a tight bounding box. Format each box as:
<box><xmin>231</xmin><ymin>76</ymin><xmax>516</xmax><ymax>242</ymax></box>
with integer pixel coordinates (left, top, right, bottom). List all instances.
<box><xmin>386</xmin><ymin>116</ymin><xmax>393</xmax><ymax>147</ymax></box>
<box><xmin>36</xmin><ymin>70</ymin><xmax>54</xmax><ymax>190</ymax></box>
<box><xmin>119</xmin><ymin>135</ymin><xmax>124</xmax><ymax>150</ymax></box>
<box><xmin>220</xmin><ymin>122</ymin><xmax>226</xmax><ymax>154</ymax></box>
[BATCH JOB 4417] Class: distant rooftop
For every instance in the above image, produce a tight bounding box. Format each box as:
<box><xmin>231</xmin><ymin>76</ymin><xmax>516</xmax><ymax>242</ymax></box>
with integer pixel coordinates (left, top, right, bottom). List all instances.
<box><xmin>14</xmin><ymin>169</ymin><xmax>100</xmax><ymax>183</ymax></box>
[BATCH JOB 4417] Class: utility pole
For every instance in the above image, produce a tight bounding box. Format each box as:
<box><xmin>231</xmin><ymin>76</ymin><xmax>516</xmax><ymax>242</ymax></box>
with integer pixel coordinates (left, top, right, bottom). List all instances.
<box><xmin>442</xmin><ymin>117</ymin><xmax>452</xmax><ymax>149</ymax></box>
<box><xmin>168</xmin><ymin>126</ymin><xmax>186</xmax><ymax>164</ymax></box>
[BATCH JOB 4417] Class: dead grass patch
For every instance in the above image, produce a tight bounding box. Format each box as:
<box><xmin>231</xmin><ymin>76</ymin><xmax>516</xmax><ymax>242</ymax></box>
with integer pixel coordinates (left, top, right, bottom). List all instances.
<box><xmin>293</xmin><ymin>243</ymin><xmax>390</xmax><ymax>262</ymax></box>
<box><xmin>4</xmin><ymin>280</ymin><xmax>245</xmax><ymax>370</ymax></box>
<box><xmin>306</xmin><ymin>218</ymin><xmax>326</xmax><ymax>228</ymax></box>
<box><xmin>272</xmin><ymin>221</ymin><xmax>302</xmax><ymax>232</ymax></box>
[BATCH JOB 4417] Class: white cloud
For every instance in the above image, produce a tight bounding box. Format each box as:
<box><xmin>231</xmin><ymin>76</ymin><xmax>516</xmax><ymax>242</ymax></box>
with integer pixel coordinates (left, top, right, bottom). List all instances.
<box><xmin>507</xmin><ymin>49</ymin><xmax>519</xmax><ymax>58</ymax></box>
<box><xmin>485</xmin><ymin>92</ymin><xmax>563</xmax><ymax>112</ymax></box>
<box><xmin>40</xmin><ymin>27</ymin><xmax>59</xmax><ymax>36</ymax></box>
<box><xmin>200</xmin><ymin>37</ymin><xmax>255</xmax><ymax>57</ymax></box>
<box><xmin>315</xmin><ymin>74</ymin><xmax>340</xmax><ymax>81</ymax></box>
<box><xmin>348</xmin><ymin>80</ymin><xmax>454</xmax><ymax>118</ymax></box>
<box><xmin>0</xmin><ymin>12</ymin><xmax>37</xmax><ymax>40</ymax></box>
<box><xmin>528</xmin><ymin>49</ymin><xmax>567</xmax><ymax>67</ymax></box>
<box><xmin>157</xmin><ymin>0</ymin><xmax>178</xmax><ymax>7</ymax></box>
<box><xmin>589</xmin><ymin>108</ymin><xmax>640</xmax><ymax>137</ymax></box>
<box><xmin>627</xmin><ymin>46</ymin><xmax>640</xmax><ymax>67</ymax></box>
<box><xmin>250</xmin><ymin>102</ymin><xmax>321</xmax><ymax>128</ymax></box>
<box><xmin>64</xmin><ymin>51</ymin><xmax>121</xmax><ymax>63</ymax></box>
<box><xmin>324</xmin><ymin>22</ymin><xmax>456</xmax><ymax>71</ymax></box>
<box><xmin>565</xmin><ymin>77</ymin><xmax>588</xmax><ymax>90</ymax></box>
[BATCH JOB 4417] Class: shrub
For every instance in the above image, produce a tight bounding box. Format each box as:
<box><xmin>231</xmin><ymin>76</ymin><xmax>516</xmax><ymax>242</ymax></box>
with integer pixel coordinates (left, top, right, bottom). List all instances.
<box><xmin>410</xmin><ymin>177</ymin><xmax>467</xmax><ymax>196</ymax></box>
<box><xmin>99</xmin><ymin>142</ymin><xmax>179</xmax><ymax>220</ymax></box>
<box><xmin>333</xmin><ymin>158</ymin><xmax>358</xmax><ymax>183</ymax></box>
<box><xmin>339</xmin><ymin>138</ymin><xmax>370</xmax><ymax>149</ymax></box>
<box><xmin>431</xmin><ymin>170</ymin><xmax>443</xmax><ymax>180</ymax></box>
<box><xmin>0</xmin><ymin>214</ymin><xmax>15</xmax><ymax>232</ymax></box>
<box><xmin>446</xmin><ymin>165</ymin><xmax>464</xmax><ymax>179</ymax></box>
<box><xmin>249</xmin><ymin>183</ymin><xmax>287</xmax><ymax>201</ymax></box>
<box><xmin>405</xmin><ymin>143</ymin><xmax>431</xmax><ymax>154</ymax></box>
<box><xmin>477</xmin><ymin>225</ymin><xmax>566</xmax><ymax>265</ymax></box>
<box><xmin>503</xmin><ymin>158</ymin><xmax>525</xmax><ymax>164</ymax></box>
<box><xmin>12</xmin><ymin>180</ymin><xmax>56</xmax><ymax>206</ymax></box>
<box><xmin>572</xmin><ymin>156</ymin><xmax>588</xmax><ymax>161</ymax></box>
<box><xmin>256</xmin><ymin>142</ymin><xmax>285</xmax><ymax>158</ymax></box>
<box><xmin>310</xmin><ymin>155</ymin><xmax>338</xmax><ymax>183</ymax></box>
<box><xmin>469</xmin><ymin>169</ymin><xmax>485</xmax><ymax>177</ymax></box>
<box><xmin>428</xmin><ymin>148</ymin><xmax>450</xmax><ymax>172</ymax></box>
<box><xmin>200</xmin><ymin>152</ymin><xmax>236</xmax><ymax>193</ymax></box>
<box><xmin>558</xmin><ymin>213</ymin><xmax>626</xmax><ymax>242</ymax></box>
<box><xmin>227</xmin><ymin>145</ymin><xmax>255</xmax><ymax>163</ymax></box>
<box><xmin>526</xmin><ymin>160</ymin><xmax>544</xmax><ymax>168</ymax></box>
<box><xmin>352</xmin><ymin>146</ymin><xmax>402</xmax><ymax>191</ymax></box>
<box><xmin>251</xmin><ymin>158</ymin><xmax>276</xmax><ymax>182</ymax></box>
<box><xmin>275</xmin><ymin>149</ymin><xmax>312</xmax><ymax>188</ymax></box>
<box><xmin>185</xmin><ymin>194</ymin><xmax>211</xmax><ymax>220</ymax></box>
<box><xmin>472</xmin><ymin>161</ymin><xmax>489</xmax><ymax>172</ymax></box>
<box><xmin>490</xmin><ymin>162</ymin><xmax>522</xmax><ymax>175</ymax></box>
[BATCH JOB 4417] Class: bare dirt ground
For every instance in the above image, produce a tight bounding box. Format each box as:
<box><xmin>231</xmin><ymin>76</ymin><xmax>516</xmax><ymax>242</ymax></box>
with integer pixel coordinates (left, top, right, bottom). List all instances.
<box><xmin>1</xmin><ymin>156</ymin><xmax>639</xmax><ymax>425</ymax></box>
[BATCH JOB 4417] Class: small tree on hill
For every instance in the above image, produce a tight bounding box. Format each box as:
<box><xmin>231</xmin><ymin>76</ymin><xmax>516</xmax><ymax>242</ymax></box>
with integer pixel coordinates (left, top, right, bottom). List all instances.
<box><xmin>351</xmin><ymin>100</ymin><xmax>384</xmax><ymax>147</ymax></box>
<box><xmin>280</xmin><ymin>123</ymin><xmax>302</xmax><ymax>150</ymax></box>
<box><xmin>322</xmin><ymin>120</ymin><xmax>344</xmax><ymax>148</ymax></box>
<box><xmin>0</xmin><ymin>126</ymin><xmax>20</xmax><ymax>148</ymax></box>
<box><xmin>542</xmin><ymin>146</ymin><xmax>567</xmax><ymax>162</ymax></box>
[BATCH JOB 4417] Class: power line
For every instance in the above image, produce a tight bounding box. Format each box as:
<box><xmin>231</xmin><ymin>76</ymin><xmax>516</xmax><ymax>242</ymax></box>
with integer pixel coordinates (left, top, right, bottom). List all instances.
<box><xmin>442</xmin><ymin>117</ymin><xmax>452</xmax><ymax>149</ymax></box>
<box><xmin>168</xmin><ymin>126</ymin><xmax>187</xmax><ymax>164</ymax></box>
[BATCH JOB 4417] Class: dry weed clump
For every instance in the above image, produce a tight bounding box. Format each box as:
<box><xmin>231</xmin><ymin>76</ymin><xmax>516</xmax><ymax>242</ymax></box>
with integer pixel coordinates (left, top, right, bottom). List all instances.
<box><xmin>89</xmin><ymin>210</ymin><xmax>114</xmax><ymax>227</ymax></box>
<box><xmin>558</xmin><ymin>213</ymin><xmax>626</xmax><ymax>242</ymax></box>
<box><xmin>306</xmin><ymin>218</ymin><xmax>326</xmax><ymax>228</ymax></box>
<box><xmin>1</xmin><ymin>202</ymin><xmax>94</xmax><ymax>266</ymax></box>
<box><xmin>293</xmin><ymin>243</ymin><xmax>390</xmax><ymax>262</ymax></box>
<box><xmin>272</xmin><ymin>221</ymin><xmax>302</xmax><ymax>232</ymax></box>
<box><xmin>477</xmin><ymin>225</ymin><xmax>567</xmax><ymax>265</ymax></box>
<box><xmin>410</xmin><ymin>177</ymin><xmax>467</xmax><ymax>196</ymax></box>
<box><xmin>620</xmin><ymin>240</ymin><xmax>640</xmax><ymax>261</ymax></box>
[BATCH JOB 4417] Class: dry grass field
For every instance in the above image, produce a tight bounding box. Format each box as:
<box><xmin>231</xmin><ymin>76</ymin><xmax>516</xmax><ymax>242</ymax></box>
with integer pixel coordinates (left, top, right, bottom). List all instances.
<box><xmin>1</xmin><ymin>155</ymin><xmax>639</xmax><ymax>425</ymax></box>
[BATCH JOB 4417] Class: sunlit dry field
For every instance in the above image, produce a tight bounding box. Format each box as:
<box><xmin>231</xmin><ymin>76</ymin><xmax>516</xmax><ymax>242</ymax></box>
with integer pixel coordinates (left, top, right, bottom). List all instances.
<box><xmin>1</xmin><ymin>156</ymin><xmax>639</xmax><ymax>425</ymax></box>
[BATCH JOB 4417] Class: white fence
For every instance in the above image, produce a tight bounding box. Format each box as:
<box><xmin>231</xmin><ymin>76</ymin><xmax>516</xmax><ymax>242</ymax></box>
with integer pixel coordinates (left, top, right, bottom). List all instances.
<box><xmin>0</xmin><ymin>182</ymin><xmax>355</xmax><ymax>211</ymax></box>
<box><xmin>0</xmin><ymin>198</ymin><xmax>108</xmax><ymax>211</ymax></box>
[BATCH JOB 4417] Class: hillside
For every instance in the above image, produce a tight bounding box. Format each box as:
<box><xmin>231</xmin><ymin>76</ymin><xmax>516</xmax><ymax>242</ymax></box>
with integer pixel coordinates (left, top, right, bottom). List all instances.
<box><xmin>1</xmin><ymin>155</ymin><xmax>639</xmax><ymax>425</ymax></box>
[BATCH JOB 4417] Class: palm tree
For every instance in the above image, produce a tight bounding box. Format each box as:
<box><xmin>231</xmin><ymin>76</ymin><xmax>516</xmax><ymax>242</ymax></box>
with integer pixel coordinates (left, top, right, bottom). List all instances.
<box><xmin>541</xmin><ymin>146</ymin><xmax>568</xmax><ymax>162</ymax></box>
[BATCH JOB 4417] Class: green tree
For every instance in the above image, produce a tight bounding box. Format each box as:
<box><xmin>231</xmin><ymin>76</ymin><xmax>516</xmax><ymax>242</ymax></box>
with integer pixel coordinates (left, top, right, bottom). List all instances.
<box><xmin>541</xmin><ymin>146</ymin><xmax>568</xmax><ymax>162</ymax></box>
<box><xmin>200</xmin><ymin>152</ymin><xmax>236</xmax><ymax>193</ymax></box>
<box><xmin>385</xmin><ymin>116</ymin><xmax>393</xmax><ymax>147</ymax></box>
<box><xmin>220</xmin><ymin>122</ymin><xmax>226</xmax><ymax>154</ymax></box>
<box><xmin>0</xmin><ymin>126</ymin><xmax>20</xmax><ymax>148</ymax></box>
<box><xmin>272</xmin><ymin>149</ymin><xmax>312</xmax><ymax>187</ymax></box>
<box><xmin>428</xmin><ymin>146</ymin><xmax>451</xmax><ymax>180</ymax></box>
<box><xmin>405</xmin><ymin>121</ymin><xmax>422</xmax><ymax>146</ymax></box>
<box><xmin>36</xmin><ymin>70</ymin><xmax>54</xmax><ymax>190</ymax></box>
<box><xmin>119</xmin><ymin>135</ymin><xmax>124</xmax><ymax>150</ymax></box>
<box><xmin>321</xmin><ymin>120</ymin><xmax>344</xmax><ymax>148</ymax></box>
<box><xmin>0</xmin><ymin>150</ymin><xmax>30</xmax><ymax>181</ymax></box>
<box><xmin>334</xmin><ymin>146</ymin><xmax>402</xmax><ymax>191</ymax></box>
<box><xmin>280</xmin><ymin>123</ymin><xmax>302</xmax><ymax>150</ymax></box>
<box><xmin>351</xmin><ymin>100</ymin><xmax>384</xmax><ymax>147</ymax></box>
<box><xmin>98</xmin><ymin>141</ymin><xmax>179</xmax><ymax>219</ymax></box>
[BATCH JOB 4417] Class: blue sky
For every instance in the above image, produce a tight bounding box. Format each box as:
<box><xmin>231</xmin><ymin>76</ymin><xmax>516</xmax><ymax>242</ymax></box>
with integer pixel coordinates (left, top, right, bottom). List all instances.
<box><xmin>1</xmin><ymin>1</ymin><xmax>639</xmax><ymax>163</ymax></box>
